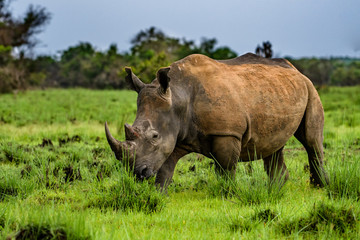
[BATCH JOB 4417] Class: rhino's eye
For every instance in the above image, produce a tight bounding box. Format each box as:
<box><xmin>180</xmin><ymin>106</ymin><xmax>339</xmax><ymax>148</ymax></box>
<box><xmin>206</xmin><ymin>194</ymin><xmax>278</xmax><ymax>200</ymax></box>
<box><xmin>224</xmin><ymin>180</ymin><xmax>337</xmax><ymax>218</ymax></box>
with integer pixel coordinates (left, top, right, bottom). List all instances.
<box><xmin>152</xmin><ymin>133</ymin><xmax>159</xmax><ymax>139</ymax></box>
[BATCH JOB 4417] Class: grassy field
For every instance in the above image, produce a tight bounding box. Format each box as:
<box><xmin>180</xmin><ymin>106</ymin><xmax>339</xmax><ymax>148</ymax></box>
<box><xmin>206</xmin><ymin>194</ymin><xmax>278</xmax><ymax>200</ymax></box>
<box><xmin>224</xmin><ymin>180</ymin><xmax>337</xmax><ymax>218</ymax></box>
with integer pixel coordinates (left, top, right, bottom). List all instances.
<box><xmin>0</xmin><ymin>87</ymin><xmax>359</xmax><ymax>239</ymax></box>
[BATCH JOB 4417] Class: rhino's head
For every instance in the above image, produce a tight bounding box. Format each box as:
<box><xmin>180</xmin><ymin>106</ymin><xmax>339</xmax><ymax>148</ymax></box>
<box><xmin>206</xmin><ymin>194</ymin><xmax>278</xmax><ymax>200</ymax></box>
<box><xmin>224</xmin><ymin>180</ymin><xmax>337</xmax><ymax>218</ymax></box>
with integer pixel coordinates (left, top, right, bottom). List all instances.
<box><xmin>105</xmin><ymin>67</ymin><xmax>180</xmax><ymax>180</ymax></box>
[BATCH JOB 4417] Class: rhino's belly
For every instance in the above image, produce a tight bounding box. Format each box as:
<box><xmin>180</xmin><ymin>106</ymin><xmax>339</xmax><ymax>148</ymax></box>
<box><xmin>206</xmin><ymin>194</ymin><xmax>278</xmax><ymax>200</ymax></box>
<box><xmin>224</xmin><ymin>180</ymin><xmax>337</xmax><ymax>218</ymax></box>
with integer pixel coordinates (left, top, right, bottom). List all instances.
<box><xmin>239</xmin><ymin>111</ymin><xmax>304</xmax><ymax>161</ymax></box>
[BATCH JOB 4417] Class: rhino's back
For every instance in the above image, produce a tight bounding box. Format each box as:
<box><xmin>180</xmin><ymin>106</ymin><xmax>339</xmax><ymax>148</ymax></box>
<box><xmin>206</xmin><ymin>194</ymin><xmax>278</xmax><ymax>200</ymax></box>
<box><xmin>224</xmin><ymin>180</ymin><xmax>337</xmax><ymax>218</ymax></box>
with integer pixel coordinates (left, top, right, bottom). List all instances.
<box><xmin>217</xmin><ymin>52</ymin><xmax>293</xmax><ymax>69</ymax></box>
<box><xmin>170</xmin><ymin>54</ymin><xmax>311</xmax><ymax>159</ymax></box>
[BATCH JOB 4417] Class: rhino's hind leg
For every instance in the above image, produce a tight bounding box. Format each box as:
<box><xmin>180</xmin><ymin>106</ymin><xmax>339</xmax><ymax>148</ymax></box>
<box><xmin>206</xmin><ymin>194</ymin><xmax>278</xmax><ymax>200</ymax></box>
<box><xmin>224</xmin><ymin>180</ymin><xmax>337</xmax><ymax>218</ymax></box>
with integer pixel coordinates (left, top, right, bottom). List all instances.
<box><xmin>263</xmin><ymin>147</ymin><xmax>289</xmax><ymax>185</ymax></box>
<box><xmin>294</xmin><ymin>95</ymin><xmax>329</xmax><ymax>186</ymax></box>
<box><xmin>211</xmin><ymin>136</ymin><xmax>241</xmax><ymax>179</ymax></box>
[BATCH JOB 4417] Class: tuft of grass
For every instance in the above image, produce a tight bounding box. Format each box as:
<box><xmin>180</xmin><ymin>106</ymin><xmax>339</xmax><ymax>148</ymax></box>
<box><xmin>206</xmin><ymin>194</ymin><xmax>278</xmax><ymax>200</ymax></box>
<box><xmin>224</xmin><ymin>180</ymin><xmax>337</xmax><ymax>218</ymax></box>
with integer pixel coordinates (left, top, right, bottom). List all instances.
<box><xmin>87</xmin><ymin>166</ymin><xmax>167</xmax><ymax>213</ymax></box>
<box><xmin>228</xmin><ymin>215</ymin><xmax>255</xmax><ymax>233</ymax></box>
<box><xmin>2</xmin><ymin>205</ymin><xmax>92</xmax><ymax>240</ymax></box>
<box><xmin>208</xmin><ymin>162</ymin><xmax>286</xmax><ymax>205</ymax></box>
<box><xmin>252</xmin><ymin>208</ymin><xmax>279</xmax><ymax>223</ymax></box>
<box><xmin>325</xmin><ymin>152</ymin><xmax>360</xmax><ymax>201</ymax></box>
<box><xmin>0</xmin><ymin>142</ymin><xmax>33</xmax><ymax>165</ymax></box>
<box><xmin>0</xmin><ymin>167</ymin><xmax>35</xmax><ymax>201</ymax></box>
<box><xmin>278</xmin><ymin>202</ymin><xmax>358</xmax><ymax>235</ymax></box>
<box><xmin>228</xmin><ymin>208</ymin><xmax>279</xmax><ymax>233</ymax></box>
<box><xmin>7</xmin><ymin>223</ymin><xmax>68</xmax><ymax>240</ymax></box>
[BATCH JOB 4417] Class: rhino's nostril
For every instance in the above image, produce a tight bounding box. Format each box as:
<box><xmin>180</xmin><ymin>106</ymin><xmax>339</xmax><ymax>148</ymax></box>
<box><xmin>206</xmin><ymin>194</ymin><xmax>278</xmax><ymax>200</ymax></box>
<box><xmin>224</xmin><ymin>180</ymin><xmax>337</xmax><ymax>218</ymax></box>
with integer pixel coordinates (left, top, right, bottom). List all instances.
<box><xmin>137</xmin><ymin>165</ymin><xmax>147</xmax><ymax>177</ymax></box>
<box><xmin>141</xmin><ymin>166</ymin><xmax>148</xmax><ymax>177</ymax></box>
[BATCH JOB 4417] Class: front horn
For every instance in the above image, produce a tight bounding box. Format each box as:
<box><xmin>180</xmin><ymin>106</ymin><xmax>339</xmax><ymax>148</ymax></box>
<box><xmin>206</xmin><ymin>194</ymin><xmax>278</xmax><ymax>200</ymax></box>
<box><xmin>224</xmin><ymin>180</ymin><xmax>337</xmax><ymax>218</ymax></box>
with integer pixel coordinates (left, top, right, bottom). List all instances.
<box><xmin>105</xmin><ymin>122</ymin><xmax>121</xmax><ymax>152</ymax></box>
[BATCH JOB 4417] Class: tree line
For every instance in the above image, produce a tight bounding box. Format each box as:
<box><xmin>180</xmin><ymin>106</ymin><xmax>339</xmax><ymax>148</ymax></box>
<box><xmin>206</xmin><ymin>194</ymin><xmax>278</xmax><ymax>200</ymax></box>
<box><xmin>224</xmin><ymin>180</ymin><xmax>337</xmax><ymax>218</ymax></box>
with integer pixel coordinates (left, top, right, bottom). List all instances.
<box><xmin>1</xmin><ymin>1</ymin><xmax>359</xmax><ymax>93</ymax></box>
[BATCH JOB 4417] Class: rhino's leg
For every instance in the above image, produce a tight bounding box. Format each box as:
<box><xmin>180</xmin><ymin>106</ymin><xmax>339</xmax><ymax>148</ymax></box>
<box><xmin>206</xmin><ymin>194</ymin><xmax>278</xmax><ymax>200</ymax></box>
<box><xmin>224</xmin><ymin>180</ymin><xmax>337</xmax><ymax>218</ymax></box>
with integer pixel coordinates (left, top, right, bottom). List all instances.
<box><xmin>263</xmin><ymin>147</ymin><xmax>289</xmax><ymax>185</ymax></box>
<box><xmin>294</xmin><ymin>95</ymin><xmax>329</xmax><ymax>187</ymax></box>
<box><xmin>211</xmin><ymin>136</ymin><xmax>241</xmax><ymax>179</ymax></box>
<box><xmin>155</xmin><ymin>147</ymin><xmax>188</xmax><ymax>191</ymax></box>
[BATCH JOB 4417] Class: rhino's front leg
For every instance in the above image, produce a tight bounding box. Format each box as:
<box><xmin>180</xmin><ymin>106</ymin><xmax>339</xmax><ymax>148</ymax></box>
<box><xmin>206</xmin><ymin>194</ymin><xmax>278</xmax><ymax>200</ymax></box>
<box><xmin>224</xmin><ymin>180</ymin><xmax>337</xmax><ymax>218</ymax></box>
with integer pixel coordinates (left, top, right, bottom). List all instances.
<box><xmin>155</xmin><ymin>147</ymin><xmax>188</xmax><ymax>191</ymax></box>
<box><xmin>211</xmin><ymin>136</ymin><xmax>241</xmax><ymax>179</ymax></box>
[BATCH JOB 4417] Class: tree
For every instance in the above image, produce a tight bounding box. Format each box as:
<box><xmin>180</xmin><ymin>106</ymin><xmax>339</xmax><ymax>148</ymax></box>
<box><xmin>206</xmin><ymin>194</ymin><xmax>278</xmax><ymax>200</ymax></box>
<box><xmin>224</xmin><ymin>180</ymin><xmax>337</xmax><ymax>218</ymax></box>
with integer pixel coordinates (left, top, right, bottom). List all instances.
<box><xmin>255</xmin><ymin>41</ymin><xmax>273</xmax><ymax>58</ymax></box>
<box><xmin>57</xmin><ymin>42</ymin><xmax>127</xmax><ymax>89</ymax></box>
<box><xmin>0</xmin><ymin>0</ymin><xmax>51</xmax><ymax>53</ymax></box>
<box><xmin>191</xmin><ymin>38</ymin><xmax>237</xmax><ymax>59</ymax></box>
<box><xmin>0</xmin><ymin>0</ymin><xmax>51</xmax><ymax>93</ymax></box>
<box><xmin>127</xmin><ymin>27</ymin><xmax>237</xmax><ymax>82</ymax></box>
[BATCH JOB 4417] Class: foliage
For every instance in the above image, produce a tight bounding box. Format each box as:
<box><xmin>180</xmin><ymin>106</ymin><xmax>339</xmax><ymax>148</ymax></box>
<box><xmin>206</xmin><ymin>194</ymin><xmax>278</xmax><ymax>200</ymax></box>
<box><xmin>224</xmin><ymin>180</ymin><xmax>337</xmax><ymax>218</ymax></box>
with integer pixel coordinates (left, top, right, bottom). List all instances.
<box><xmin>255</xmin><ymin>41</ymin><xmax>273</xmax><ymax>58</ymax></box>
<box><xmin>57</xmin><ymin>42</ymin><xmax>127</xmax><ymax>89</ymax></box>
<box><xmin>0</xmin><ymin>0</ymin><xmax>51</xmax><ymax>93</ymax></box>
<box><xmin>1</xmin><ymin>2</ymin><xmax>360</xmax><ymax>94</ymax></box>
<box><xmin>0</xmin><ymin>0</ymin><xmax>50</xmax><ymax>49</ymax></box>
<box><xmin>289</xmin><ymin>57</ymin><xmax>360</xmax><ymax>86</ymax></box>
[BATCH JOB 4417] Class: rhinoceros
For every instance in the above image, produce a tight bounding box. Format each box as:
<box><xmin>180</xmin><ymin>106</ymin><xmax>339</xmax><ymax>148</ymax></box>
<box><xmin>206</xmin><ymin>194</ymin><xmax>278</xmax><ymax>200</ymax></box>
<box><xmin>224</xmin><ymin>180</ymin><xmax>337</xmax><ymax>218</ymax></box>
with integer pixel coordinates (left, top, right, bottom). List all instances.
<box><xmin>105</xmin><ymin>53</ymin><xmax>328</xmax><ymax>190</ymax></box>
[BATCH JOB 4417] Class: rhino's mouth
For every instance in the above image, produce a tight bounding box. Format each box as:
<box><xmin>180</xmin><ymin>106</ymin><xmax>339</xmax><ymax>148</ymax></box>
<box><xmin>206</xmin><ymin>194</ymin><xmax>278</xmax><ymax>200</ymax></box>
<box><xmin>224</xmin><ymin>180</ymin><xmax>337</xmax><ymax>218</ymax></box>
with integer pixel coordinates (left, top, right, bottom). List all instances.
<box><xmin>135</xmin><ymin>165</ymin><xmax>156</xmax><ymax>180</ymax></box>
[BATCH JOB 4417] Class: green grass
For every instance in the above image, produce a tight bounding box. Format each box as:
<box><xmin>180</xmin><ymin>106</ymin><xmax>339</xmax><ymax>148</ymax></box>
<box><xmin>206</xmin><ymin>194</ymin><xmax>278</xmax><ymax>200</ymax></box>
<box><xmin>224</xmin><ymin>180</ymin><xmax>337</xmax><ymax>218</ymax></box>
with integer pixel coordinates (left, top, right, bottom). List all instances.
<box><xmin>0</xmin><ymin>87</ymin><xmax>360</xmax><ymax>239</ymax></box>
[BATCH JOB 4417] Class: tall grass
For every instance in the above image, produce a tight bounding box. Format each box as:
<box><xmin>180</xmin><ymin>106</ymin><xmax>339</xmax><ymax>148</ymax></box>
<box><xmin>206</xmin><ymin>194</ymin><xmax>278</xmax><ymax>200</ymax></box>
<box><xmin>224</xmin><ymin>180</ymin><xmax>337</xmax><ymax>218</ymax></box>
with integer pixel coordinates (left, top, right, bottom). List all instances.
<box><xmin>0</xmin><ymin>165</ymin><xmax>35</xmax><ymax>201</ymax></box>
<box><xmin>325</xmin><ymin>150</ymin><xmax>360</xmax><ymax>201</ymax></box>
<box><xmin>208</xmin><ymin>161</ymin><xmax>286</xmax><ymax>205</ymax></box>
<box><xmin>278</xmin><ymin>202</ymin><xmax>358</xmax><ymax>237</ymax></box>
<box><xmin>2</xmin><ymin>204</ymin><xmax>92</xmax><ymax>239</ymax></box>
<box><xmin>87</xmin><ymin>166</ymin><xmax>167</xmax><ymax>213</ymax></box>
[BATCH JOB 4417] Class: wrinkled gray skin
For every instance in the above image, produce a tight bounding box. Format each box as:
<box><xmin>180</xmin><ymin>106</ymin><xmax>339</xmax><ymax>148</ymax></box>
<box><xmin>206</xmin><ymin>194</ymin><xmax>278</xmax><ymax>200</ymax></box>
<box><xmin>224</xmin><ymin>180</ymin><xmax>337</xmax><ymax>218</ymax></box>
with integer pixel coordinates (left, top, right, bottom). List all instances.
<box><xmin>105</xmin><ymin>53</ymin><xmax>329</xmax><ymax>191</ymax></box>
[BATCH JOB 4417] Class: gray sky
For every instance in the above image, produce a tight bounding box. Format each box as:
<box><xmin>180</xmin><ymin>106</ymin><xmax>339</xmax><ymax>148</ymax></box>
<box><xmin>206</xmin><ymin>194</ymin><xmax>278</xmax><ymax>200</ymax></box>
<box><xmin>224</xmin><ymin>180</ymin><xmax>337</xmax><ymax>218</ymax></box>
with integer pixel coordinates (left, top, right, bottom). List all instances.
<box><xmin>11</xmin><ymin>0</ymin><xmax>360</xmax><ymax>58</ymax></box>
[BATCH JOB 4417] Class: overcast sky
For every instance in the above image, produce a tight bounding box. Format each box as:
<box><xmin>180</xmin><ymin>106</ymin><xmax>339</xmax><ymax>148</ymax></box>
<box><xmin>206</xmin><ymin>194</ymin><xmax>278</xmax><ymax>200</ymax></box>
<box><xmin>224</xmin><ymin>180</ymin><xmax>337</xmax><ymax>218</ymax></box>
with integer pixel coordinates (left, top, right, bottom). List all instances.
<box><xmin>10</xmin><ymin>0</ymin><xmax>360</xmax><ymax>58</ymax></box>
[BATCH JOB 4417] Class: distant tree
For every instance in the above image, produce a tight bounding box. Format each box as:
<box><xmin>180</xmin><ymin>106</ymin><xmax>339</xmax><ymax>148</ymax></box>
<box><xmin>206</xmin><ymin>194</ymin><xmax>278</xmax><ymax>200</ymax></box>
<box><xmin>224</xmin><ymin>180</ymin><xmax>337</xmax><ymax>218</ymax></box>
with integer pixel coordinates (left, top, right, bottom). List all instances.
<box><xmin>128</xmin><ymin>27</ymin><xmax>184</xmax><ymax>82</ymax></box>
<box><xmin>28</xmin><ymin>55</ymin><xmax>60</xmax><ymax>87</ymax></box>
<box><xmin>0</xmin><ymin>0</ymin><xmax>51</xmax><ymax>93</ymax></box>
<box><xmin>330</xmin><ymin>60</ymin><xmax>360</xmax><ymax>86</ymax></box>
<box><xmin>127</xmin><ymin>27</ymin><xmax>238</xmax><ymax>83</ymax></box>
<box><xmin>290</xmin><ymin>58</ymin><xmax>334</xmax><ymax>85</ymax></box>
<box><xmin>0</xmin><ymin>0</ymin><xmax>51</xmax><ymax>53</ymax></box>
<box><xmin>131</xmin><ymin>26</ymin><xmax>166</xmax><ymax>51</ymax></box>
<box><xmin>57</xmin><ymin>42</ymin><xmax>127</xmax><ymax>89</ymax></box>
<box><xmin>255</xmin><ymin>41</ymin><xmax>273</xmax><ymax>58</ymax></box>
<box><xmin>191</xmin><ymin>38</ymin><xmax>237</xmax><ymax>59</ymax></box>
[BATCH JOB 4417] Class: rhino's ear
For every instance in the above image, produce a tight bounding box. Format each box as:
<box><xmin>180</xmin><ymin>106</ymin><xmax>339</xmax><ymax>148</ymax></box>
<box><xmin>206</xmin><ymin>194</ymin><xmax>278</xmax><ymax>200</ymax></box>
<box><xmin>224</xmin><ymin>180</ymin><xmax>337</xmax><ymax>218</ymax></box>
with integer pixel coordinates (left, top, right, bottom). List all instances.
<box><xmin>157</xmin><ymin>67</ymin><xmax>171</xmax><ymax>94</ymax></box>
<box><xmin>125</xmin><ymin>67</ymin><xmax>145</xmax><ymax>93</ymax></box>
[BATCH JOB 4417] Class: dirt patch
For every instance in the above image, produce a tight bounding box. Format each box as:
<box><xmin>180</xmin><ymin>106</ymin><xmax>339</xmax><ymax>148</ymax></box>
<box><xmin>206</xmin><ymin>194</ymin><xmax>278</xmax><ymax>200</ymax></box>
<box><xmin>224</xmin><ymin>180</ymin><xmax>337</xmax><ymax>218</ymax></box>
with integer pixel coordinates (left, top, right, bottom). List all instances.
<box><xmin>58</xmin><ymin>135</ymin><xmax>81</xmax><ymax>147</ymax></box>
<box><xmin>38</xmin><ymin>138</ymin><xmax>53</xmax><ymax>148</ymax></box>
<box><xmin>91</xmin><ymin>147</ymin><xmax>106</xmax><ymax>159</ymax></box>
<box><xmin>63</xmin><ymin>165</ymin><xmax>82</xmax><ymax>182</ymax></box>
<box><xmin>252</xmin><ymin>208</ymin><xmax>278</xmax><ymax>223</ymax></box>
<box><xmin>20</xmin><ymin>165</ymin><xmax>32</xmax><ymax>178</ymax></box>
